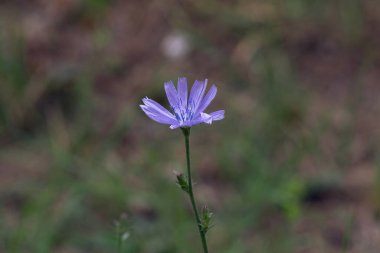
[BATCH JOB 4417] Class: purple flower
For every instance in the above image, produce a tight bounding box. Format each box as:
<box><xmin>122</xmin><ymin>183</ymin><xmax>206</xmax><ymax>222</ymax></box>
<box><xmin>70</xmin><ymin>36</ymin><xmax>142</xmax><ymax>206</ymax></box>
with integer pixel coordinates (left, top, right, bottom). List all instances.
<box><xmin>140</xmin><ymin>77</ymin><xmax>224</xmax><ymax>129</ymax></box>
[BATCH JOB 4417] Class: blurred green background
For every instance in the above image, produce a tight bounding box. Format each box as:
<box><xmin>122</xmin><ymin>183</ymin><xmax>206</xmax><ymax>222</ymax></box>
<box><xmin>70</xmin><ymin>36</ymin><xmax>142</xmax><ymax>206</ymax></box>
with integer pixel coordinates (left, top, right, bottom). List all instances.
<box><xmin>1</xmin><ymin>0</ymin><xmax>380</xmax><ymax>252</ymax></box>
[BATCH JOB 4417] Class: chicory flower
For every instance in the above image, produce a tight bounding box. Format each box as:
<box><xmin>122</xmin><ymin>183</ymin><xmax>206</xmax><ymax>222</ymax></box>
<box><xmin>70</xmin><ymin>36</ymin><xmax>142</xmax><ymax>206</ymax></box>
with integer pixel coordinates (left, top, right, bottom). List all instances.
<box><xmin>140</xmin><ymin>77</ymin><xmax>224</xmax><ymax>129</ymax></box>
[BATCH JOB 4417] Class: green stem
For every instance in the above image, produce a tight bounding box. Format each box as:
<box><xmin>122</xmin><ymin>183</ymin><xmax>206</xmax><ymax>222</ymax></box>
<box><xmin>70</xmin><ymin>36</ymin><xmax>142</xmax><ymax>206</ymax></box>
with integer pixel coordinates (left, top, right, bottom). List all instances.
<box><xmin>116</xmin><ymin>223</ymin><xmax>121</xmax><ymax>253</ymax></box>
<box><xmin>182</xmin><ymin>128</ymin><xmax>209</xmax><ymax>253</ymax></box>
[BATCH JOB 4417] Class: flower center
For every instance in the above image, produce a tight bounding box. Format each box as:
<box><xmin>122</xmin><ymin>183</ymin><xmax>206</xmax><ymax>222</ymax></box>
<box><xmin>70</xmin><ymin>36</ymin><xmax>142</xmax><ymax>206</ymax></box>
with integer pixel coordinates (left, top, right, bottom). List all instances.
<box><xmin>171</xmin><ymin>98</ymin><xmax>196</xmax><ymax>124</ymax></box>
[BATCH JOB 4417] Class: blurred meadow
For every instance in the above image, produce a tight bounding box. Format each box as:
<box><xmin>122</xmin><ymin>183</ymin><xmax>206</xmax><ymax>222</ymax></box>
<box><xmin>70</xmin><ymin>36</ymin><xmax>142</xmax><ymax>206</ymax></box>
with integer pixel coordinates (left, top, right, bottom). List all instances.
<box><xmin>1</xmin><ymin>0</ymin><xmax>380</xmax><ymax>252</ymax></box>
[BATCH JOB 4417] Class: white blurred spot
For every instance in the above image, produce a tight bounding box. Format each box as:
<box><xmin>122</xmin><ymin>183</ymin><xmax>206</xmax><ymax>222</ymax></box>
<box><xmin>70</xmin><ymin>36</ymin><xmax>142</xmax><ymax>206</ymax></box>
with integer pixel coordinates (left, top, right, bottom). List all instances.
<box><xmin>121</xmin><ymin>232</ymin><xmax>130</xmax><ymax>241</ymax></box>
<box><xmin>161</xmin><ymin>32</ymin><xmax>190</xmax><ymax>60</ymax></box>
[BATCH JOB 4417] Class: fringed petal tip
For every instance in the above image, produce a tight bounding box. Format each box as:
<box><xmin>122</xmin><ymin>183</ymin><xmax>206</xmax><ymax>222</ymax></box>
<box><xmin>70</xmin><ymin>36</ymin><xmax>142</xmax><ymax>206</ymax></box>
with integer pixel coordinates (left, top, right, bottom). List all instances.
<box><xmin>140</xmin><ymin>97</ymin><xmax>177</xmax><ymax>125</ymax></box>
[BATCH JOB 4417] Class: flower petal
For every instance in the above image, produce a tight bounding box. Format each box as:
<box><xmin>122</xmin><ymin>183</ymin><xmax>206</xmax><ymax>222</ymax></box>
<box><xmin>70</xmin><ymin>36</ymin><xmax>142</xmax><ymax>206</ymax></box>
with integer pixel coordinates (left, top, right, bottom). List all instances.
<box><xmin>184</xmin><ymin>119</ymin><xmax>203</xmax><ymax>127</ymax></box>
<box><xmin>142</xmin><ymin>97</ymin><xmax>175</xmax><ymax>118</ymax></box>
<box><xmin>188</xmin><ymin>79</ymin><xmax>207</xmax><ymax>114</ymax></box>
<box><xmin>164</xmin><ymin>81</ymin><xmax>178</xmax><ymax>109</ymax></box>
<box><xmin>187</xmin><ymin>110</ymin><xmax>224</xmax><ymax>126</ymax></box>
<box><xmin>185</xmin><ymin>114</ymin><xmax>209</xmax><ymax>126</ymax></box>
<box><xmin>201</xmin><ymin>112</ymin><xmax>213</xmax><ymax>124</ymax></box>
<box><xmin>169</xmin><ymin>124</ymin><xmax>181</xmax><ymax>129</ymax></box>
<box><xmin>140</xmin><ymin>105</ymin><xmax>177</xmax><ymax>125</ymax></box>
<box><xmin>210</xmin><ymin>110</ymin><xmax>224</xmax><ymax>121</ymax></box>
<box><xmin>141</xmin><ymin>97</ymin><xmax>178</xmax><ymax>125</ymax></box>
<box><xmin>177</xmin><ymin>77</ymin><xmax>188</xmax><ymax>108</ymax></box>
<box><xmin>196</xmin><ymin>84</ymin><xmax>217</xmax><ymax>114</ymax></box>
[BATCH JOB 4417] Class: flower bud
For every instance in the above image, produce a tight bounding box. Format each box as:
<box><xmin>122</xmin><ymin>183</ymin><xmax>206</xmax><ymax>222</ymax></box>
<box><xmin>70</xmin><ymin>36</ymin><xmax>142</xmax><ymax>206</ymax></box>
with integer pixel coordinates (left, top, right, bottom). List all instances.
<box><xmin>201</xmin><ymin>206</ymin><xmax>213</xmax><ymax>234</ymax></box>
<box><xmin>173</xmin><ymin>170</ymin><xmax>189</xmax><ymax>193</ymax></box>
